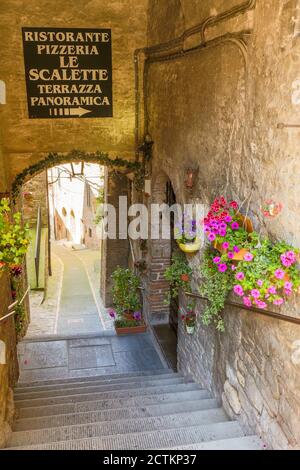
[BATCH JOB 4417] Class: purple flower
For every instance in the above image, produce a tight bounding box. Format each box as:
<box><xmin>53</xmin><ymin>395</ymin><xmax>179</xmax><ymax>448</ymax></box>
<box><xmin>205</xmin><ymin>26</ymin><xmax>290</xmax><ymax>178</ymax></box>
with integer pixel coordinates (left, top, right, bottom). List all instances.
<box><xmin>133</xmin><ymin>311</ymin><xmax>142</xmax><ymax>321</ymax></box>
<box><xmin>108</xmin><ymin>309</ymin><xmax>116</xmax><ymax>319</ymax></box>
<box><xmin>244</xmin><ymin>253</ymin><xmax>254</xmax><ymax>262</ymax></box>
<box><xmin>219</xmin><ymin>222</ymin><xmax>227</xmax><ymax>231</ymax></box>
<box><xmin>213</xmin><ymin>257</ymin><xmax>221</xmax><ymax>264</ymax></box>
<box><xmin>225</xmin><ymin>215</ymin><xmax>232</xmax><ymax>223</ymax></box>
<box><xmin>251</xmin><ymin>289</ymin><xmax>261</xmax><ymax>299</ymax></box>
<box><xmin>228</xmin><ymin>252</ymin><xmax>234</xmax><ymax>259</ymax></box>
<box><xmin>222</xmin><ymin>242</ymin><xmax>229</xmax><ymax>250</ymax></box>
<box><xmin>274</xmin><ymin>298</ymin><xmax>284</xmax><ymax>306</ymax></box>
<box><xmin>257</xmin><ymin>280</ymin><xmax>263</xmax><ymax>287</ymax></box>
<box><xmin>219</xmin><ymin>230</ymin><xmax>226</xmax><ymax>237</ymax></box>
<box><xmin>281</xmin><ymin>255</ymin><xmax>292</xmax><ymax>268</ymax></box>
<box><xmin>231</xmin><ymin>265</ymin><xmax>237</xmax><ymax>271</ymax></box>
<box><xmin>284</xmin><ymin>289</ymin><xmax>292</xmax><ymax>297</ymax></box>
<box><xmin>234</xmin><ymin>285</ymin><xmax>244</xmax><ymax>297</ymax></box>
<box><xmin>231</xmin><ymin>222</ymin><xmax>239</xmax><ymax>230</ymax></box>
<box><xmin>274</xmin><ymin>269</ymin><xmax>285</xmax><ymax>280</ymax></box>
<box><xmin>286</xmin><ymin>251</ymin><xmax>297</xmax><ymax>262</ymax></box>
<box><xmin>233</xmin><ymin>246</ymin><xmax>240</xmax><ymax>253</ymax></box>
<box><xmin>218</xmin><ymin>264</ymin><xmax>228</xmax><ymax>273</ymax></box>
<box><xmin>284</xmin><ymin>281</ymin><xmax>293</xmax><ymax>290</ymax></box>
<box><xmin>208</xmin><ymin>233</ymin><xmax>216</xmax><ymax>242</ymax></box>
<box><xmin>236</xmin><ymin>272</ymin><xmax>245</xmax><ymax>281</ymax></box>
<box><xmin>243</xmin><ymin>296</ymin><xmax>252</xmax><ymax>307</ymax></box>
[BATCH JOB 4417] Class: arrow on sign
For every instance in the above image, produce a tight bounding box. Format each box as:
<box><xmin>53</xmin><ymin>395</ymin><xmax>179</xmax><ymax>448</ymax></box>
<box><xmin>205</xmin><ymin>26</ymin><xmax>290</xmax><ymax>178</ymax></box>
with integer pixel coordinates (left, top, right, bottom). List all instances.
<box><xmin>49</xmin><ymin>107</ymin><xmax>92</xmax><ymax>117</ymax></box>
<box><xmin>69</xmin><ymin>107</ymin><xmax>92</xmax><ymax>117</ymax></box>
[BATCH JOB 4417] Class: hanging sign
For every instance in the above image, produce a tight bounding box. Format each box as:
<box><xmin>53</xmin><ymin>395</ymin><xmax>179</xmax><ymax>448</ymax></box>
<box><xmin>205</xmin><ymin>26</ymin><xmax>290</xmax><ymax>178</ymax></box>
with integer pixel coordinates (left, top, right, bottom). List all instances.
<box><xmin>22</xmin><ymin>27</ymin><xmax>113</xmax><ymax>119</ymax></box>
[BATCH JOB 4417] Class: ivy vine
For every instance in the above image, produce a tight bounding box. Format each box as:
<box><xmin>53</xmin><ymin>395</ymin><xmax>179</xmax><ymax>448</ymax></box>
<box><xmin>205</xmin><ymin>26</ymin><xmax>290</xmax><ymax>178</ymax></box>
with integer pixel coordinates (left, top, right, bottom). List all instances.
<box><xmin>11</xmin><ymin>149</ymin><xmax>143</xmax><ymax>200</ymax></box>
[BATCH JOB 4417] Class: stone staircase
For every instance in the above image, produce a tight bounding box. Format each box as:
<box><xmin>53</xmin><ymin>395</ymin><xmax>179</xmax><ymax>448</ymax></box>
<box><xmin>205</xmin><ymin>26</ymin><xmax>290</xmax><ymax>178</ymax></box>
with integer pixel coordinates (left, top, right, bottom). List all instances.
<box><xmin>6</xmin><ymin>369</ymin><xmax>262</xmax><ymax>450</ymax></box>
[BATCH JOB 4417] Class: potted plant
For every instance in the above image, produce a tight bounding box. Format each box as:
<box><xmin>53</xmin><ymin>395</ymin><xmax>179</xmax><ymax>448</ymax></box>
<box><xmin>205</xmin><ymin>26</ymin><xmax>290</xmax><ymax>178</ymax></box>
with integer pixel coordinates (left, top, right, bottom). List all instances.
<box><xmin>164</xmin><ymin>252</ymin><xmax>192</xmax><ymax>304</ymax></box>
<box><xmin>200</xmin><ymin>196</ymin><xmax>300</xmax><ymax>331</ymax></box>
<box><xmin>110</xmin><ymin>267</ymin><xmax>146</xmax><ymax>335</ymax></box>
<box><xmin>175</xmin><ymin>216</ymin><xmax>201</xmax><ymax>254</ymax></box>
<box><xmin>180</xmin><ymin>302</ymin><xmax>197</xmax><ymax>334</ymax></box>
<box><xmin>204</xmin><ymin>196</ymin><xmax>254</xmax><ymax>261</ymax></box>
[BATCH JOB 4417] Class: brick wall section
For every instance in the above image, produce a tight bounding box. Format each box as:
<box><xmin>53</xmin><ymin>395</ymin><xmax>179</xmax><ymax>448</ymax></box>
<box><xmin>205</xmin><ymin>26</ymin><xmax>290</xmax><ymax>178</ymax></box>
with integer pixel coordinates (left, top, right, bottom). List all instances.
<box><xmin>0</xmin><ymin>272</ymin><xmax>18</xmax><ymax>448</ymax></box>
<box><xmin>100</xmin><ymin>170</ymin><xmax>130</xmax><ymax>307</ymax></box>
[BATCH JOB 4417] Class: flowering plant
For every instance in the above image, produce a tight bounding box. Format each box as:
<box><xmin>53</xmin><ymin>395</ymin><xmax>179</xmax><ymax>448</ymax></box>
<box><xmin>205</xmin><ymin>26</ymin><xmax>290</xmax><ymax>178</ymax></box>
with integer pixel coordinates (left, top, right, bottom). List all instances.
<box><xmin>0</xmin><ymin>198</ymin><xmax>30</xmax><ymax>270</ymax></box>
<box><xmin>180</xmin><ymin>302</ymin><xmax>197</xmax><ymax>328</ymax></box>
<box><xmin>200</xmin><ymin>196</ymin><xmax>300</xmax><ymax>330</ymax></box>
<box><xmin>164</xmin><ymin>252</ymin><xmax>192</xmax><ymax>304</ymax></box>
<box><xmin>232</xmin><ymin>240</ymin><xmax>300</xmax><ymax>309</ymax></box>
<box><xmin>175</xmin><ymin>215</ymin><xmax>198</xmax><ymax>244</ymax></box>
<box><xmin>204</xmin><ymin>196</ymin><xmax>254</xmax><ymax>259</ymax></box>
<box><xmin>108</xmin><ymin>308</ymin><xmax>144</xmax><ymax>328</ymax></box>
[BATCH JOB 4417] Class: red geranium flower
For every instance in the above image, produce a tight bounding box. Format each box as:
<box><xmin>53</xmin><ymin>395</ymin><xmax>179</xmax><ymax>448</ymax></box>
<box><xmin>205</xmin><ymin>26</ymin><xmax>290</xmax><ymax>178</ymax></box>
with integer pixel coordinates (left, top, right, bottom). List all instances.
<box><xmin>181</xmin><ymin>274</ymin><xmax>190</xmax><ymax>282</ymax></box>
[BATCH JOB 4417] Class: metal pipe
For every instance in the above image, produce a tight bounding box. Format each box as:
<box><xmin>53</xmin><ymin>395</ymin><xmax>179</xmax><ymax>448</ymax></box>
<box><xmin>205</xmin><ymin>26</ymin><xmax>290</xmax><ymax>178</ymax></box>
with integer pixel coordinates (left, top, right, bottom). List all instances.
<box><xmin>185</xmin><ymin>292</ymin><xmax>300</xmax><ymax>326</ymax></box>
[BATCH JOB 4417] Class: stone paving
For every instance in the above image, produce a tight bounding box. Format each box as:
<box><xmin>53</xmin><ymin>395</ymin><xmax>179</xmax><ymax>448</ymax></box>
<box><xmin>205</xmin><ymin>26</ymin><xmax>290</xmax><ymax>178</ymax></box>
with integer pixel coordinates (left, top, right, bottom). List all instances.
<box><xmin>17</xmin><ymin>333</ymin><xmax>165</xmax><ymax>382</ymax></box>
<box><xmin>26</xmin><ymin>243</ymin><xmax>113</xmax><ymax>338</ymax></box>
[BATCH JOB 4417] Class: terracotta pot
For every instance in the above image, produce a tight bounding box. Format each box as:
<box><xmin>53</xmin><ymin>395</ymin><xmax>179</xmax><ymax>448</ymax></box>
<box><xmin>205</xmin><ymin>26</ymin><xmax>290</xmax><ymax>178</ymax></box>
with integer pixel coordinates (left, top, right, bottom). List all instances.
<box><xmin>213</xmin><ymin>243</ymin><xmax>250</xmax><ymax>262</ymax></box>
<box><xmin>115</xmin><ymin>325</ymin><xmax>147</xmax><ymax>336</ymax></box>
<box><xmin>237</xmin><ymin>213</ymin><xmax>254</xmax><ymax>234</ymax></box>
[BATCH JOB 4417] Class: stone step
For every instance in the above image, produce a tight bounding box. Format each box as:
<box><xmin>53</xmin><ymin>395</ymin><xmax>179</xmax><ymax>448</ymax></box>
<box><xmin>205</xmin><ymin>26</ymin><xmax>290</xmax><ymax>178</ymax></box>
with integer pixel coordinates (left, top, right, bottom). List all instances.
<box><xmin>16</xmin><ymin>382</ymin><xmax>203</xmax><ymax>409</ymax></box>
<box><xmin>156</xmin><ymin>435</ymin><xmax>264</xmax><ymax>450</ymax></box>
<box><xmin>15</xmin><ymin>372</ymin><xmax>180</xmax><ymax>395</ymax></box>
<box><xmin>7</xmin><ymin>421</ymin><xmax>245</xmax><ymax>450</ymax></box>
<box><xmin>10</xmin><ymin>409</ymin><xmax>228</xmax><ymax>447</ymax></box>
<box><xmin>18</xmin><ymin>389</ymin><xmax>212</xmax><ymax>419</ymax></box>
<box><xmin>15</xmin><ymin>398</ymin><xmax>220</xmax><ymax>431</ymax></box>
<box><xmin>15</xmin><ymin>375</ymin><xmax>187</xmax><ymax>400</ymax></box>
<box><xmin>16</xmin><ymin>369</ymin><xmax>171</xmax><ymax>388</ymax></box>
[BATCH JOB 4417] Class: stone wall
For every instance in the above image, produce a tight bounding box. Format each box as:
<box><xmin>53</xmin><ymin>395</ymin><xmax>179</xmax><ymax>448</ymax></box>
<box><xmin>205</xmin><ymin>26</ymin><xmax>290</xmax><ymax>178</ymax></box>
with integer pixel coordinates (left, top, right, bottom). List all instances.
<box><xmin>0</xmin><ymin>0</ymin><xmax>148</xmax><ymax>185</ymax></box>
<box><xmin>146</xmin><ymin>0</ymin><xmax>300</xmax><ymax>450</ymax></box>
<box><xmin>0</xmin><ymin>272</ymin><xmax>18</xmax><ymax>448</ymax></box>
<box><xmin>22</xmin><ymin>171</ymin><xmax>49</xmax><ymax>227</ymax></box>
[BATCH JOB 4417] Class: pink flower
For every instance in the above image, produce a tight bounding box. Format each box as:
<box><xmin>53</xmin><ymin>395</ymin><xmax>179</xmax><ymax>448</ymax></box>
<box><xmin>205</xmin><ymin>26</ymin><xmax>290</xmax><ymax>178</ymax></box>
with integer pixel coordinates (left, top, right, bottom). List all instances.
<box><xmin>281</xmin><ymin>255</ymin><xmax>292</xmax><ymax>268</ymax></box>
<box><xmin>234</xmin><ymin>285</ymin><xmax>244</xmax><ymax>297</ymax></box>
<box><xmin>218</xmin><ymin>264</ymin><xmax>228</xmax><ymax>273</ymax></box>
<box><xmin>244</xmin><ymin>253</ymin><xmax>254</xmax><ymax>262</ymax></box>
<box><xmin>251</xmin><ymin>289</ymin><xmax>261</xmax><ymax>299</ymax></box>
<box><xmin>284</xmin><ymin>281</ymin><xmax>293</xmax><ymax>290</ymax></box>
<box><xmin>219</xmin><ymin>222</ymin><xmax>227</xmax><ymax>231</ymax></box>
<box><xmin>222</xmin><ymin>242</ymin><xmax>229</xmax><ymax>250</ymax></box>
<box><xmin>286</xmin><ymin>251</ymin><xmax>297</xmax><ymax>262</ymax></box>
<box><xmin>284</xmin><ymin>289</ymin><xmax>292</xmax><ymax>297</ymax></box>
<box><xmin>208</xmin><ymin>233</ymin><xmax>216</xmax><ymax>242</ymax></box>
<box><xmin>256</xmin><ymin>300</ymin><xmax>267</xmax><ymax>310</ymax></box>
<box><xmin>231</xmin><ymin>265</ymin><xmax>237</xmax><ymax>271</ymax></box>
<box><xmin>225</xmin><ymin>216</ymin><xmax>232</xmax><ymax>223</ymax></box>
<box><xmin>231</xmin><ymin>222</ymin><xmax>240</xmax><ymax>230</ymax></box>
<box><xmin>274</xmin><ymin>298</ymin><xmax>284</xmax><ymax>306</ymax></box>
<box><xmin>219</xmin><ymin>230</ymin><xmax>227</xmax><ymax>237</ymax></box>
<box><xmin>230</xmin><ymin>201</ymin><xmax>239</xmax><ymax>210</ymax></box>
<box><xmin>213</xmin><ymin>257</ymin><xmax>221</xmax><ymax>264</ymax></box>
<box><xmin>233</xmin><ymin>246</ymin><xmax>240</xmax><ymax>253</ymax></box>
<box><xmin>257</xmin><ymin>280</ymin><xmax>263</xmax><ymax>287</ymax></box>
<box><xmin>228</xmin><ymin>252</ymin><xmax>234</xmax><ymax>259</ymax></box>
<box><xmin>268</xmin><ymin>286</ymin><xmax>276</xmax><ymax>294</ymax></box>
<box><xmin>243</xmin><ymin>296</ymin><xmax>252</xmax><ymax>307</ymax></box>
<box><xmin>274</xmin><ymin>269</ymin><xmax>285</xmax><ymax>280</ymax></box>
<box><xmin>236</xmin><ymin>272</ymin><xmax>245</xmax><ymax>281</ymax></box>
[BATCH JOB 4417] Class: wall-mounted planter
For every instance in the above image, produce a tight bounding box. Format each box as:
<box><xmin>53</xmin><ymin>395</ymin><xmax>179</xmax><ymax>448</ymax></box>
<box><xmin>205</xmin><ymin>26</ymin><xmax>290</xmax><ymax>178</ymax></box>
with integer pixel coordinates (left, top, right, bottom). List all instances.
<box><xmin>178</xmin><ymin>237</ymin><xmax>200</xmax><ymax>254</ymax></box>
<box><xmin>185</xmin><ymin>325</ymin><xmax>195</xmax><ymax>335</ymax></box>
<box><xmin>115</xmin><ymin>324</ymin><xmax>147</xmax><ymax>336</ymax></box>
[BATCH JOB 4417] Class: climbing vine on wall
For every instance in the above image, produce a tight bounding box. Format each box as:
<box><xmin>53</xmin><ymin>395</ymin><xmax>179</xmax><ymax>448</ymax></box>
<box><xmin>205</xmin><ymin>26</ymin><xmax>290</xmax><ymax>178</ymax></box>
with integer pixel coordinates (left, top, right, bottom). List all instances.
<box><xmin>11</xmin><ymin>150</ymin><xmax>143</xmax><ymax>200</ymax></box>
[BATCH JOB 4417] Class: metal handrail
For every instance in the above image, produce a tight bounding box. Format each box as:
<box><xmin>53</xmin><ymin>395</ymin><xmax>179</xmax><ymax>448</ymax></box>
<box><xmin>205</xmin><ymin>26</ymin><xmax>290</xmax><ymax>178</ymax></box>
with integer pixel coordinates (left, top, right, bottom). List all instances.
<box><xmin>185</xmin><ymin>291</ymin><xmax>300</xmax><ymax>326</ymax></box>
<box><xmin>34</xmin><ymin>206</ymin><xmax>42</xmax><ymax>287</ymax></box>
<box><xmin>0</xmin><ymin>286</ymin><xmax>30</xmax><ymax>323</ymax></box>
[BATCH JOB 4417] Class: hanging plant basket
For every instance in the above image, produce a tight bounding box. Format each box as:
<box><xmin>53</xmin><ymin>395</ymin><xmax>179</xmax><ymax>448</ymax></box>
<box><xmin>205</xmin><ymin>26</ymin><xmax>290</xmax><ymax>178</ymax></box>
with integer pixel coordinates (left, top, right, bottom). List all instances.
<box><xmin>177</xmin><ymin>237</ymin><xmax>201</xmax><ymax>254</ymax></box>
